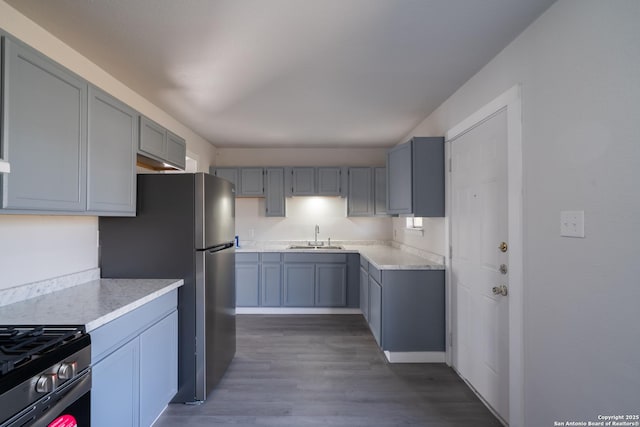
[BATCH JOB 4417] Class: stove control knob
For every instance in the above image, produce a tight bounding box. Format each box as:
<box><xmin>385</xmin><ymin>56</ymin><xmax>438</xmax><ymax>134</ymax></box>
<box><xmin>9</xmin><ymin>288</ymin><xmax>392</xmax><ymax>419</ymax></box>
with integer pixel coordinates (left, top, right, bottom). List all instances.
<box><xmin>58</xmin><ymin>361</ymin><xmax>77</xmax><ymax>380</ymax></box>
<box><xmin>35</xmin><ymin>374</ymin><xmax>58</xmax><ymax>393</ymax></box>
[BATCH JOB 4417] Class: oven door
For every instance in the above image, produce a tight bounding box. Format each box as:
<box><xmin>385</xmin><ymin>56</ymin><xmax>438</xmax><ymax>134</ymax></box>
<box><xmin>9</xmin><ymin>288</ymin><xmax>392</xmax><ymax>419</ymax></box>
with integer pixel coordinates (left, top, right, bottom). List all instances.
<box><xmin>3</xmin><ymin>369</ymin><xmax>90</xmax><ymax>427</ymax></box>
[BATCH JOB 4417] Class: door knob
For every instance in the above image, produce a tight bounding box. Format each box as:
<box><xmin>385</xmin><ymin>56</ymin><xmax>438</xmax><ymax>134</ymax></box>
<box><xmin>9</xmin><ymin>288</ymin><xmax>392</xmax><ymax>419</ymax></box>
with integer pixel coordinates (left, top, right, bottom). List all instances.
<box><xmin>492</xmin><ymin>285</ymin><xmax>508</xmax><ymax>296</ymax></box>
<box><xmin>499</xmin><ymin>242</ymin><xmax>508</xmax><ymax>253</ymax></box>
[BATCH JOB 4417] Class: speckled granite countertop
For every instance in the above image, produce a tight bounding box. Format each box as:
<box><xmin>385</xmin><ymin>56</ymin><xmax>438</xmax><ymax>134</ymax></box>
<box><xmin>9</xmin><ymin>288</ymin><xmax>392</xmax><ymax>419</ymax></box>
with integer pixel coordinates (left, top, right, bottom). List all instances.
<box><xmin>0</xmin><ymin>278</ymin><xmax>183</xmax><ymax>332</ymax></box>
<box><xmin>237</xmin><ymin>243</ymin><xmax>444</xmax><ymax>270</ymax></box>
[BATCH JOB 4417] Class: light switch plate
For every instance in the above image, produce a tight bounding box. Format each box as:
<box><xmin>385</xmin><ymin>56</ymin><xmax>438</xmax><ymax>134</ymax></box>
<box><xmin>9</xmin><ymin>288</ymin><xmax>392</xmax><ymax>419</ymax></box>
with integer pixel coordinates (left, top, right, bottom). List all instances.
<box><xmin>560</xmin><ymin>211</ymin><xmax>585</xmax><ymax>238</ymax></box>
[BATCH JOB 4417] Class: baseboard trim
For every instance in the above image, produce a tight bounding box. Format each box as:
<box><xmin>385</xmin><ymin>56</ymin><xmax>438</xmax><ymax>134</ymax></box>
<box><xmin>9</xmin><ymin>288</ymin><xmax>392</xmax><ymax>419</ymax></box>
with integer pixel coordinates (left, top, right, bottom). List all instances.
<box><xmin>236</xmin><ymin>307</ymin><xmax>362</xmax><ymax>315</ymax></box>
<box><xmin>383</xmin><ymin>351</ymin><xmax>446</xmax><ymax>363</ymax></box>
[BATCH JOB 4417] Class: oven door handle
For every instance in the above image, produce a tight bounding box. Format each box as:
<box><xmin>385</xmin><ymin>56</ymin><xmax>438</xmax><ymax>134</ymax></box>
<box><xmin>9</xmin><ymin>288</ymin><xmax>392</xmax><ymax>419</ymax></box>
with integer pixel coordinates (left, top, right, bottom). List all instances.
<box><xmin>32</xmin><ymin>369</ymin><xmax>91</xmax><ymax>427</ymax></box>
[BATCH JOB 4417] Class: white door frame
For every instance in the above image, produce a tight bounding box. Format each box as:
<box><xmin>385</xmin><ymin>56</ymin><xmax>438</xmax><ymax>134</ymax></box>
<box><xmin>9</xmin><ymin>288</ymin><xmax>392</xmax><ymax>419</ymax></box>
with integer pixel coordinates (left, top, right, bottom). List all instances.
<box><xmin>444</xmin><ymin>85</ymin><xmax>523</xmax><ymax>426</ymax></box>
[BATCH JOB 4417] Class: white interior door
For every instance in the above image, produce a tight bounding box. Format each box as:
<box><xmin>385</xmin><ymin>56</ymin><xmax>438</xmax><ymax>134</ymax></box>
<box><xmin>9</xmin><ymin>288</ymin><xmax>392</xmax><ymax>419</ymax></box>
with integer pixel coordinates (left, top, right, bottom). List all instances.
<box><xmin>451</xmin><ymin>108</ymin><xmax>509</xmax><ymax>422</ymax></box>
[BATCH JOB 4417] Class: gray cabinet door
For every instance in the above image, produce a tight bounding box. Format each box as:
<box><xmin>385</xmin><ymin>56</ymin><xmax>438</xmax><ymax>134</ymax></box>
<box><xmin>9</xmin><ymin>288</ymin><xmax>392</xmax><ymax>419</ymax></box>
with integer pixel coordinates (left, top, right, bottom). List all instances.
<box><xmin>315</xmin><ymin>263</ymin><xmax>347</xmax><ymax>307</ymax></box>
<box><xmin>139</xmin><ymin>311</ymin><xmax>178</xmax><ymax>427</ymax></box>
<box><xmin>387</xmin><ymin>137</ymin><xmax>444</xmax><ymax>216</ymax></box>
<box><xmin>317</xmin><ymin>167</ymin><xmax>342</xmax><ymax>196</ymax></box>
<box><xmin>236</xmin><ymin>263</ymin><xmax>260</xmax><ymax>306</ymax></box>
<box><xmin>261</xmin><ymin>263</ymin><xmax>282</xmax><ymax>306</ymax></box>
<box><xmin>166</xmin><ymin>131</ymin><xmax>186</xmax><ymax>170</ymax></box>
<box><xmin>373</xmin><ymin>167</ymin><xmax>387</xmax><ymax>216</ymax></box>
<box><xmin>2</xmin><ymin>37</ymin><xmax>87</xmax><ymax>211</ymax></box>
<box><xmin>92</xmin><ymin>337</ymin><xmax>140</xmax><ymax>427</ymax></box>
<box><xmin>139</xmin><ymin>116</ymin><xmax>166</xmax><ymax>161</ymax></box>
<box><xmin>347</xmin><ymin>167</ymin><xmax>373</xmax><ymax>216</ymax></box>
<box><xmin>291</xmin><ymin>167</ymin><xmax>315</xmax><ymax>195</ymax></box>
<box><xmin>360</xmin><ymin>266</ymin><xmax>369</xmax><ymax>320</ymax></box>
<box><xmin>240</xmin><ymin>167</ymin><xmax>264</xmax><ymax>196</ymax></box>
<box><xmin>212</xmin><ymin>168</ymin><xmax>239</xmax><ymax>192</ymax></box>
<box><xmin>265</xmin><ymin>168</ymin><xmax>285</xmax><ymax>217</ymax></box>
<box><xmin>87</xmin><ymin>86</ymin><xmax>137</xmax><ymax>215</ymax></box>
<box><xmin>283</xmin><ymin>263</ymin><xmax>315</xmax><ymax>306</ymax></box>
<box><xmin>368</xmin><ymin>276</ymin><xmax>382</xmax><ymax>347</ymax></box>
<box><xmin>386</xmin><ymin>142</ymin><xmax>412</xmax><ymax>214</ymax></box>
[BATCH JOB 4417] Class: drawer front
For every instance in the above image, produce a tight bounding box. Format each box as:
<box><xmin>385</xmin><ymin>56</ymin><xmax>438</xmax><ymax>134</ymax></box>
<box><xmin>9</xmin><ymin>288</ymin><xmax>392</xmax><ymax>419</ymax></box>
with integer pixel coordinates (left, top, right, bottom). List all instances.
<box><xmin>91</xmin><ymin>290</ymin><xmax>177</xmax><ymax>364</ymax></box>
<box><xmin>261</xmin><ymin>252</ymin><xmax>282</xmax><ymax>263</ymax></box>
<box><xmin>283</xmin><ymin>253</ymin><xmax>346</xmax><ymax>263</ymax></box>
<box><xmin>236</xmin><ymin>252</ymin><xmax>259</xmax><ymax>263</ymax></box>
<box><xmin>369</xmin><ymin>264</ymin><xmax>382</xmax><ymax>284</ymax></box>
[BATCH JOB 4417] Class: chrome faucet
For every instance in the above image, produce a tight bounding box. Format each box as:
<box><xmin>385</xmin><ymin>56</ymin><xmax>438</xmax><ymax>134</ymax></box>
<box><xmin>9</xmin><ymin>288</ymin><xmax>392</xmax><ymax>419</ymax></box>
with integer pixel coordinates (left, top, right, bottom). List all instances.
<box><xmin>314</xmin><ymin>224</ymin><xmax>320</xmax><ymax>245</ymax></box>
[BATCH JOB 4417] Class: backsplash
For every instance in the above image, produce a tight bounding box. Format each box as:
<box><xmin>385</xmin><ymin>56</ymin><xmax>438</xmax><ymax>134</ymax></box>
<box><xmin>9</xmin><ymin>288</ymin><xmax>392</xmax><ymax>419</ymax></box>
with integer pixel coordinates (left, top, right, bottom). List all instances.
<box><xmin>235</xmin><ymin>197</ymin><xmax>392</xmax><ymax>244</ymax></box>
<box><xmin>0</xmin><ymin>268</ymin><xmax>100</xmax><ymax>307</ymax></box>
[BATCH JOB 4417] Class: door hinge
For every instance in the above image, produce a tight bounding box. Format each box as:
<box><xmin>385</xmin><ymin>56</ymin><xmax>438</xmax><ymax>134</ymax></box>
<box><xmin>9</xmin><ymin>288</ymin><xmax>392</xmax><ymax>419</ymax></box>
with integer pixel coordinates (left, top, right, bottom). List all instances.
<box><xmin>448</xmin><ymin>158</ymin><xmax>452</xmax><ymax>172</ymax></box>
<box><xmin>449</xmin><ymin>246</ymin><xmax>453</xmax><ymax>259</ymax></box>
<box><xmin>449</xmin><ymin>332</ymin><xmax>453</xmax><ymax>347</ymax></box>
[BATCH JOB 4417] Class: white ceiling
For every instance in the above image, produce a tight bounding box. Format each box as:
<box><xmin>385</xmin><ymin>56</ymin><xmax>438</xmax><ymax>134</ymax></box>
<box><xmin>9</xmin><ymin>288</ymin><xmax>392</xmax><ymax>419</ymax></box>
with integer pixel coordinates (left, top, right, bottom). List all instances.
<box><xmin>7</xmin><ymin>0</ymin><xmax>554</xmax><ymax>148</ymax></box>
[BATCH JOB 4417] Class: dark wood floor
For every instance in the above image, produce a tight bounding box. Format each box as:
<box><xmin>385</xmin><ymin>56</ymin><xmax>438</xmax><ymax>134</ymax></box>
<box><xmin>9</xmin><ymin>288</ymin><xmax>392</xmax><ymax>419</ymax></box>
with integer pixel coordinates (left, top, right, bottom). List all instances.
<box><xmin>154</xmin><ymin>315</ymin><xmax>502</xmax><ymax>427</ymax></box>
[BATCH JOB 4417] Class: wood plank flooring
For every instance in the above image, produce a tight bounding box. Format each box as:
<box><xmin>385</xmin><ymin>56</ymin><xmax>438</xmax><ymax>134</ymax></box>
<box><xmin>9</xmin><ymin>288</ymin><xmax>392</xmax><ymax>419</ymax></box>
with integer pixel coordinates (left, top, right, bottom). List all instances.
<box><xmin>154</xmin><ymin>315</ymin><xmax>502</xmax><ymax>427</ymax></box>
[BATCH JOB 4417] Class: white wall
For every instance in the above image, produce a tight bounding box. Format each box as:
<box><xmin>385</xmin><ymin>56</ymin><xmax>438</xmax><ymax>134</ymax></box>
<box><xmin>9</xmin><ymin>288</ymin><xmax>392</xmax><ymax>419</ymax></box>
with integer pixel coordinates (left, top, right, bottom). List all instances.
<box><xmin>402</xmin><ymin>1</ymin><xmax>640</xmax><ymax>424</ymax></box>
<box><xmin>0</xmin><ymin>1</ymin><xmax>217</xmax><ymax>290</ymax></box>
<box><xmin>217</xmin><ymin>147</ymin><xmax>392</xmax><ymax>243</ymax></box>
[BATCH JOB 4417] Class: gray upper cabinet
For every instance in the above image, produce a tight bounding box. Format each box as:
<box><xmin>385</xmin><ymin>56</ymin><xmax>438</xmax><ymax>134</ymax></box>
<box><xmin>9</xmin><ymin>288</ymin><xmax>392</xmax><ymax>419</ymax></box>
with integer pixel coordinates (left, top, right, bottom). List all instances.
<box><xmin>87</xmin><ymin>86</ymin><xmax>137</xmax><ymax>215</ymax></box>
<box><xmin>347</xmin><ymin>167</ymin><xmax>373</xmax><ymax>216</ymax></box>
<box><xmin>373</xmin><ymin>167</ymin><xmax>387</xmax><ymax>216</ymax></box>
<box><xmin>139</xmin><ymin>116</ymin><xmax>166</xmax><ymax>160</ymax></box>
<box><xmin>1</xmin><ymin>37</ymin><xmax>87</xmax><ymax>212</ymax></box>
<box><xmin>290</xmin><ymin>167</ymin><xmax>315</xmax><ymax>195</ymax></box>
<box><xmin>317</xmin><ymin>167</ymin><xmax>342</xmax><ymax>196</ymax></box>
<box><xmin>265</xmin><ymin>168</ymin><xmax>285</xmax><ymax>217</ymax></box>
<box><xmin>211</xmin><ymin>168</ymin><xmax>238</xmax><ymax>191</ymax></box>
<box><xmin>387</xmin><ymin>137</ymin><xmax>444</xmax><ymax>217</ymax></box>
<box><xmin>240</xmin><ymin>168</ymin><xmax>264</xmax><ymax>196</ymax></box>
<box><xmin>138</xmin><ymin>116</ymin><xmax>185</xmax><ymax>170</ymax></box>
<box><xmin>166</xmin><ymin>131</ymin><xmax>186</xmax><ymax>170</ymax></box>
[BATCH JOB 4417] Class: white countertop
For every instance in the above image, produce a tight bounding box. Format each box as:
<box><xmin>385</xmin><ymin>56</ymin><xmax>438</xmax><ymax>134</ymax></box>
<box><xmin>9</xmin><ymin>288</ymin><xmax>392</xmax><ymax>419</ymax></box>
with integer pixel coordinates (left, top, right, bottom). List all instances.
<box><xmin>0</xmin><ymin>278</ymin><xmax>183</xmax><ymax>332</ymax></box>
<box><xmin>237</xmin><ymin>243</ymin><xmax>444</xmax><ymax>270</ymax></box>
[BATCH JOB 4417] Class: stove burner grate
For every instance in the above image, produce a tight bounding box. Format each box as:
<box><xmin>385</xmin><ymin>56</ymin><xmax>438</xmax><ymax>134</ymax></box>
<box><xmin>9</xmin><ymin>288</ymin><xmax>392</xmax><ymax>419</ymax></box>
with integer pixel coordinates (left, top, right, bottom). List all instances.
<box><xmin>0</xmin><ymin>325</ymin><xmax>84</xmax><ymax>375</ymax></box>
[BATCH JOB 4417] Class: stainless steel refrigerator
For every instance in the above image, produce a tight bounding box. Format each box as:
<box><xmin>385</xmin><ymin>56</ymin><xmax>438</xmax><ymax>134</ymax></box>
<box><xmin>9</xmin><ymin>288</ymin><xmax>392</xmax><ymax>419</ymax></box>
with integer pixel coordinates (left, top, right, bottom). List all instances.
<box><xmin>99</xmin><ymin>172</ymin><xmax>236</xmax><ymax>403</ymax></box>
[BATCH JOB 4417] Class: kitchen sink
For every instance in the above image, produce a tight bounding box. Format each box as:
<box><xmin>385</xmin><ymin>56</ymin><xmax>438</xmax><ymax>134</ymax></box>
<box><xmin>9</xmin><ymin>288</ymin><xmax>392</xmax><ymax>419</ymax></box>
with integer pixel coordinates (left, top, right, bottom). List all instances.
<box><xmin>287</xmin><ymin>244</ymin><xmax>344</xmax><ymax>250</ymax></box>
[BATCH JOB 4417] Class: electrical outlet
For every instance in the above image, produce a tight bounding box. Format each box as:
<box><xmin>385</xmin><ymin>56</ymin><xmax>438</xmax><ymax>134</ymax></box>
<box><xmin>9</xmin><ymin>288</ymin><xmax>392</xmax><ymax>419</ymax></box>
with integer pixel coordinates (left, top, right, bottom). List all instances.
<box><xmin>560</xmin><ymin>211</ymin><xmax>585</xmax><ymax>238</ymax></box>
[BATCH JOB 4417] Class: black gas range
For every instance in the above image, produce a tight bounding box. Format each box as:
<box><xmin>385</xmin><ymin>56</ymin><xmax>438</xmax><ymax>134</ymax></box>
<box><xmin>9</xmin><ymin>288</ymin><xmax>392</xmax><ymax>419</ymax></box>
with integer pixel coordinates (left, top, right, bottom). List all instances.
<box><xmin>0</xmin><ymin>325</ymin><xmax>91</xmax><ymax>427</ymax></box>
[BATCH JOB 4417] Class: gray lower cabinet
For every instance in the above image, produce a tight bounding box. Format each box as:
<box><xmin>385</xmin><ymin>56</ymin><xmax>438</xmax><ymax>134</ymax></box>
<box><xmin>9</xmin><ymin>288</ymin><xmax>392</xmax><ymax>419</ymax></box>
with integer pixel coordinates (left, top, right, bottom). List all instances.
<box><xmin>315</xmin><ymin>263</ymin><xmax>347</xmax><ymax>306</ymax></box>
<box><xmin>261</xmin><ymin>261</ymin><xmax>282</xmax><ymax>306</ymax></box>
<box><xmin>283</xmin><ymin>253</ymin><xmax>348</xmax><ymax>307</ymax></box>
<box><xmin>87</xmin><ymin>86</ymin><xmax>137</xmax><ymax>215</ymax></box>
<box><xmin>368</xmin><ymin>276</ymin><xmax>383</xmax><ymax>346</ymax></box>
<box><xmin>236</xmin><ymin>252</ymin><xmax>283</xmax><ymax>306</ymax></box>
<box><xmin>359</xmin><ymin>262</ymin><xmax>369</xmax><ymax>321</ymax></box>
<box><xmin>236</xmin><ymin>253</ymin><xmax>260</xmax><ymax>306</ymax></box>
<box><xmin>284</xmin><ymin>263</ymin><xmax>315</xmax><ymax>306</ymax></box>
<box><xmin>1</xmin><ymin>36</ymin><xmax>87</xmax><ymax>212</ymax></box>
<box><xmin>265</xmin><ymin>168</ymin><xmax>285</xmax><ymax>217</ymax></box>
<box><xmin>236</xmin><ymin>252</ymin><xmax>355</xmax><ymax>308</ymax></box>
<box><xmin>139</xmin><ymin>310</ymin><xmax>178</xmax><ymax>427</ymax></box>
<box><xmin>91</xmin><ymin>291</ymin><xmax>178</xmax><ymax>427</ymax></box>
<box><xmin>360</xmin><ymin>260</ymin><xmax>445</xmax><ymax>352</ymax></box>
<box><xmin>387</xmin><ymin>137</ymin><xmax>444</xmax><ymax>217</ymax></box>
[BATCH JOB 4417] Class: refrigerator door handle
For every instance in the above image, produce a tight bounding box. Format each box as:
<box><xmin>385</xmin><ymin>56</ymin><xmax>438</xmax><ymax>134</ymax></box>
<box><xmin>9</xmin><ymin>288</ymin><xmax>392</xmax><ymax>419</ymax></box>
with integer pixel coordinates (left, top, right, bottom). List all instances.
<box><xmin>206</xmin><ymin>242</ymin><xmax>235</xmax><ymax>253</ymax></box>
